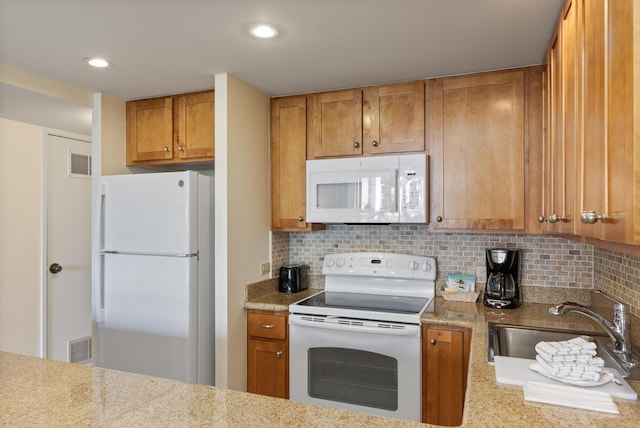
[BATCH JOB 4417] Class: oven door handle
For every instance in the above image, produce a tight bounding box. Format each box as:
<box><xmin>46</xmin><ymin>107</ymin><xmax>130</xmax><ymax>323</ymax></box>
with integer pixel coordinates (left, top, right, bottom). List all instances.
<box><xmin>289</xmin><ymin>315</ymin><xmax>421</xmax><ymax>336</ymax></box>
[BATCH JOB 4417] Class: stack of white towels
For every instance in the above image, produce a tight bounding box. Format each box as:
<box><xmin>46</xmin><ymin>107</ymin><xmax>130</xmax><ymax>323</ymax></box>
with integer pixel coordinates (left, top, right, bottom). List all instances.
<box><xmin>534</xmin><ymin>336</ymin><xmax>605</xmax><ymax>381</ymax></box>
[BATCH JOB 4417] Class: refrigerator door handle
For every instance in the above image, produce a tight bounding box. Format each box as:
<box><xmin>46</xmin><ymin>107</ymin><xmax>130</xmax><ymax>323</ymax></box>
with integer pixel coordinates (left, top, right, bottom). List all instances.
<box><xmin>99</xmin><ymin>250</ymin><xmax>198</xmax><ymax>258</ymax></box>
<box><xmin>97</xmin><ymin>188</ymin><xmax>107</xmax><ymax>323</ymax></box>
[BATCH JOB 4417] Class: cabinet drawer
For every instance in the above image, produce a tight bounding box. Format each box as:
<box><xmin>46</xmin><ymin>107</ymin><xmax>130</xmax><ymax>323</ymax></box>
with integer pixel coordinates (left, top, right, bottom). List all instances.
<box><xmin>247</xmin><ymin>311</ymin><xmax>287</xmax><ymax>340</ymax></box>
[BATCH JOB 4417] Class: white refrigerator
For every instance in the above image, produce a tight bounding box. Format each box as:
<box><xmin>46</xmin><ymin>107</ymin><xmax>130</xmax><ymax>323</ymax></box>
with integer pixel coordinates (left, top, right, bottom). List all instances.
<box><xmin>94</xmin><ymin>171</ymin><xmax>214</xmax><ymax>385</ymax></box>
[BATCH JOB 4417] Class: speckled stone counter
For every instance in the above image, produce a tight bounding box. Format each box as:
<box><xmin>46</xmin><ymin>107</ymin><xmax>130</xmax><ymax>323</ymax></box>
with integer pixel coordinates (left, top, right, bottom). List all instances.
<box><xmin>4</xmin><ymin>291</ymin><xmax>639</xmax><ymax>427</ymax></box>
<box><xmin>245</xmin><ymin>286</ymin><xmax>640</xmax><ymax>427</ymax></box>
<box><xmin>0</xmin><ymin>351</ymin><xmax>425</xmax><ymax>427</ymax></box>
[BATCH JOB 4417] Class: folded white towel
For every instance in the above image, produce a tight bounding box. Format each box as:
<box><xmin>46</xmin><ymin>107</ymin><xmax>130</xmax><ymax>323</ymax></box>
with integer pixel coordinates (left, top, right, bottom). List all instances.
<box><xmin>535</xmin><ymin>337</ymin><xmax>597</xmax><ymax>358</ymax></box>
<box><xmin>535</xmin><ymin>355</ymin><xmax>604</xmax><ymax>381</ymax></box>
<box><xmin>536</xmin><ymin>348</ymin><xmax>597</xmax><ymax>363</ymax></box>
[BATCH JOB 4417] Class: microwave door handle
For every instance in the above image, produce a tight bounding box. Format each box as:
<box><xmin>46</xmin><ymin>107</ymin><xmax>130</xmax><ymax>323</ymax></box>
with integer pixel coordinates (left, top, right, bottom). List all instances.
<box><xmin>355</xmin><ymin>176</ymin><xmax>361</xmax><ymax>210</ymax></box>
<box><xmin>391</xmin><ymin>169</ymin><xmax>402</xmax><ymax>216</ymax></box>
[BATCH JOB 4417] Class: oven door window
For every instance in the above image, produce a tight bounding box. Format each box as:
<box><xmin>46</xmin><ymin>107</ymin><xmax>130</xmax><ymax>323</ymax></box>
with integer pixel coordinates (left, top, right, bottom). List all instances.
<box><xmin>308</xmin><ymin>347</ymin><xmax>398</xmax><ymax>411</ymax></box>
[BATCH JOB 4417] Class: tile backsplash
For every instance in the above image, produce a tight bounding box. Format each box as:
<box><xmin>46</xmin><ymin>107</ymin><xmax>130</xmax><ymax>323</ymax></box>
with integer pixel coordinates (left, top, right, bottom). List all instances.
<box><xmin>273</xmin><ymin>225</ymin><xmax>640</xmax><ymax>317</ymax></box>
<box><xmin>594</xmin><ymin>247</ymin><xmax>640</xmax><ymax>318</ymax></box>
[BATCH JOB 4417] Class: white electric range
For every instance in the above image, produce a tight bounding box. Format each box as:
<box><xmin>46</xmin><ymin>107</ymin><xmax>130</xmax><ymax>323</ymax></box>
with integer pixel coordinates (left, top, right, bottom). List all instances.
<box><xmin>289</xmin><ymin>252</ymin><xmax>436</xmax><ymax>422</ymax></box>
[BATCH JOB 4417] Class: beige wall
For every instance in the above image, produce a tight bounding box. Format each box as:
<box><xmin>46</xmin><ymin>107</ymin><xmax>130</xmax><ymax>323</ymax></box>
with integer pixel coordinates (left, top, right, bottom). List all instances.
<box><xmin>0</xmin><ymin>118</ymin><xmax>43</xmax><ymax>356</ymax></box>
<box><xmin>214</xmin><ymin>74</ymin><xmax>270</xmax><ymax>390</ymax></box>
<box><xmin>94</xmin><ymin>93</ymin><xmax>127</xmax><ymax>176</ymax></box>
<box><xmin>0</xmin><ymin>64</ymin><xmax>92</xmax><ymax>108</ymax></box>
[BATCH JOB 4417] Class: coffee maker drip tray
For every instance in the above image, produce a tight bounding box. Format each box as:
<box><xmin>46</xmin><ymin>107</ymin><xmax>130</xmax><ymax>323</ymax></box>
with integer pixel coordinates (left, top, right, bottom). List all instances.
<box><xmin>484</xmin><ymin>298</ymin><xmax>519</xmax><ymax>309</ymax></box>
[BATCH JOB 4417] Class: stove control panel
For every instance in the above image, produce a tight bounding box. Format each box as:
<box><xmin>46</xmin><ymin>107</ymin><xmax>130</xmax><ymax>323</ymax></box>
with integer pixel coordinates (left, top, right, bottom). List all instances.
<box><xmin>323</xmin><ymin>252</ymin><xmax>436</xmax><ymax>280</ymax></box>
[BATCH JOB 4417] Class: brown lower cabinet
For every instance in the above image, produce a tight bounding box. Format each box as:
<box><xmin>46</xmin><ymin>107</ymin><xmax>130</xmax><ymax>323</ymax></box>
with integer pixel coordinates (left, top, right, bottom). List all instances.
<box><xmin>422</xmin><ymin>324</ymin><xmax>471</xmax><ymax>426</ymax></box>
<box><xmin>246</xmin><ymin>310</ymin><xmax>288</xmax><ymax>398</ymax></box>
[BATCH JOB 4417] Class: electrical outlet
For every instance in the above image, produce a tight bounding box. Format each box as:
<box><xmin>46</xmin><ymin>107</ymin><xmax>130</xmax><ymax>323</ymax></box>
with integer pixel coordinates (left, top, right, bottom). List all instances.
<box><xmin>260</xmin><ymin>262</ymin><xmax>271</xmax><ymax>275</ymax></box>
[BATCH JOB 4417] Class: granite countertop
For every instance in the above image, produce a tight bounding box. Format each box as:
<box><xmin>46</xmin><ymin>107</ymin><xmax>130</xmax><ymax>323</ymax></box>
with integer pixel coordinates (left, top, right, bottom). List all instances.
<box><xmin>3</xmin><ymin>286</ymin><xmax>639</xmax><ymax>427</ymax></box>
<box><xmin>246</xmin><ymin>284</ymin><xmax>640</xmax><ymax>427</ymax></box>
<box><xmin>0</xmin><ymin>351</ymin><xmax>424</xmax><ymax>427</ymax></box>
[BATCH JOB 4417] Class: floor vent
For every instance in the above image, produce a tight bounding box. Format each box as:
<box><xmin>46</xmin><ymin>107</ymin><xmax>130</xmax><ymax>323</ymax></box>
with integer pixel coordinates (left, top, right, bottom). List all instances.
<box><xmin>68</xmin><ymin>336</ymin><xmax>92</xmax><ymax>365</ymax></box>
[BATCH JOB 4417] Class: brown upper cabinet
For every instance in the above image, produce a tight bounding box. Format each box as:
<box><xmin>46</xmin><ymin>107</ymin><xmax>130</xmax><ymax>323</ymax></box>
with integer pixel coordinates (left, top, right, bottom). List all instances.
<box><xmin>541</xmin><ymin>0</ymin><xmax>579</xmax><ymax>236</ymax></box>
<box><xmin>542</xmin><ymin>0</ymin><xmax>640</xmax><ymax>247</ymax></box>
<box><xmin>270</xmin><ymin>95</ymin><xmax>324</xmax><ymax>232</ymax></box>
<box><xmin>577</xmin><ymin>0</ymin><xmax>639</xmax><ymax>245</ymax></box>
<box><xmin>429</xmin><ymin>68</ymin><xmax>543</xmax><ymax>232</ymax></box>
<box><xmin>307</xmin><ymin>82</ymin><xmax>425</xmax><ymax>159</ymax></box>
<box><xmin>126</xmin><ymin>90</ymin><xmax>214</xmax><ymax>166</ymax></box>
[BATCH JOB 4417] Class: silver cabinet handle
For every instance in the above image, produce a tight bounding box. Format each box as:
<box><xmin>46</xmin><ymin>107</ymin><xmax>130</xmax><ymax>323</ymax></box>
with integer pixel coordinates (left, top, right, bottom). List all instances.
<box><xmin>260</xmin><ymin>324</ymin><xmax>275</xmax><ymax>329</ymax></box>
<box><xmin>297</xmin><ymin>216</ymin><xmax>304</xmax><ymax>222</ymax></box>
<box><xmin>353</xmin><ymin>141</ymin><xmax>360</xmax><ymax>148</ymax></box>
<box><xmin>178</xmin><ymin>146</ymin><xmax>185</xmax><ymax>152</ymax></box>
<box><xmin>538</xmin><ymin>215</ymin><xmax>547</xmax><ymax>223</ymax></box>
<box><xmin>372</xmin><ymin>140</ymin><xmax>379</xmax><ymax>147</ymax></box>
<box><xmin>163</xmin><ymin>146</ymin><xmax>170</xmax><ymax>153</ymax></box>
<box><xmin>430</xmin><ymin>338</ymin><xmax>437</xmax><ymax>345</ymax></box>
<box><xmin>276</xmin><ymin>351</ymin><xmax>283</xmax><ymax>358</ymax></box>
<box><xmin>580</xmin><ymin>211</ymin><xmax>606</xmax><ymax>224</ymax></box>
<box><xmin>436</xmin><ymin>216</ymin><xmax>443</xmax><ymax>222</ymax></box>
<box><xmin>548</xmin><ymin>213</ymin><xmax>565</xmax><ymax>223</ymax></box>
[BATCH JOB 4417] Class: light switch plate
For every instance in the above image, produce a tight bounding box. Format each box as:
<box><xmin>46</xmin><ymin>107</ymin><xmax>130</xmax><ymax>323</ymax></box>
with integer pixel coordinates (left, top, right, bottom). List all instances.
<box><xmin>260</xmin><ymin>262</ymin><xmax>271</xmax><ymax>275</ymax></box>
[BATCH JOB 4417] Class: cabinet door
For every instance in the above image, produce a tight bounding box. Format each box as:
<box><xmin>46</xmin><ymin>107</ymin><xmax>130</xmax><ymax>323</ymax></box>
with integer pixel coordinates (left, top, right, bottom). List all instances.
<box><xmin>271</xmin><ymin>96</ymin><xmax>318</xmax><ymax>231</ymax></box>
<box><xmin>126</xmin><ymin>97</ymin><xmax>174</xmax><ymax>163</ymax></box>
<box><xmin>430</xmin><ymin>70</ymin><xmax>525</xmax><ymax>230</ymax></box>
<box><xmin>247</xmin><ymin>338</ymin><xmax>288</xmax><ymax>399</ymax></box>
<box><xmin>175</xmin><ymin>91</ymin><xmax>214</xmax><ymax>160</ymax></box>
<box><xmin>577</xmin><ymin>0</ymin><xmax>606</xmax><ymax>239</ymax></box>
<box><xmin>543</xmin><ymin>1</ymin><xmax>579</xmax><ymax>234</ymax></box>
<box><xmin>604</xmin><ymin>0</ymin><xmax>638</xmax><ymax>244</ymax></box>
<box><xmin>363</xmin><ymin>82</ymin><xmax>425</xmax><ymax>154</ymax></box>
<box><xmin>422</xmin><ymin>326</ymin><xmax>470</xmax><ymax>426</ymax></box>
<box><xmin>575</xmin><ymin>0</ymin><xmax>640</xmax><ymax>245</ymax></box>
<box><xmin>307</xmin><ymin>89</ymin><xmax>363</xmax><ymax>158</ymax></box>
<box><xmin>542</xmin><ymin>37</ymin><xmax>562</xmax><ymax>233</ymax></box>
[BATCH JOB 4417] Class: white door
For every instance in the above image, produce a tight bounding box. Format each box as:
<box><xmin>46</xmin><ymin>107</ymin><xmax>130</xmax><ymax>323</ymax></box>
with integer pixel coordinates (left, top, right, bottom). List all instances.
<box><xmin>46</xmin><ymin>133</ymin><xmax>92</xmax><ymax>362</ymax></box>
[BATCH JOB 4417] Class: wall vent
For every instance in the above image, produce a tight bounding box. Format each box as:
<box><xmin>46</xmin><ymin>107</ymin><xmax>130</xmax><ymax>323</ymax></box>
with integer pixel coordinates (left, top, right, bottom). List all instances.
<box><xmin>68</xmin><ymin>151</ymin><xmax>92</xmax><ymax>178</ymax></box>
<box><xmin>68</xmin><ymin>336</ymin><xmax>92</xmax><ymax>365</ymax></box>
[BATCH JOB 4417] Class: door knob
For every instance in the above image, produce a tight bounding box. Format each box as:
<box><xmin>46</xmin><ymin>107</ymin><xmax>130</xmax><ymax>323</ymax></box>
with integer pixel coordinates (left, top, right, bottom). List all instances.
<box><xmin>430</xmin><ymin>338</ymin><xmax>437</xmax><ymax>345</ymax></box>
<box><xmin>49</xmin><ymin>263</ymin><xmax>63</xmax><ymax>274</ymax></box>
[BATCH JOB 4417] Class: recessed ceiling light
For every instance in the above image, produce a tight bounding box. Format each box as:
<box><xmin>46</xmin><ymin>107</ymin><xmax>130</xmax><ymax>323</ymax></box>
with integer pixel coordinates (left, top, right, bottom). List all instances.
<box><xmin>249</xmin><ymin>24</ymin><xmax>279</xmax><ymax>39</ymax></box>
<box><xmin>84</xmin><ymin>57</ymin><xmax>109</xmax><ymax>68</ymax></box>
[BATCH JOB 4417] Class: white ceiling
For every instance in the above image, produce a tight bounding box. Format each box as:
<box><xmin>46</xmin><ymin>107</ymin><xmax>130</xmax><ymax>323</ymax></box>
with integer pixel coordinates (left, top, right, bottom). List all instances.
<box><xmin>0</xmin><ymin>0</ymin><xmax>563</xmax><ymax>134</ymax></box>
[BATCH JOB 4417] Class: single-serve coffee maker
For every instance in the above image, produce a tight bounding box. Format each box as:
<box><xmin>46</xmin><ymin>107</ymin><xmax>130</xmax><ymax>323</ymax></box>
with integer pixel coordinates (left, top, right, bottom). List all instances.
<box><xmin>483</xmin><ymin>248</ymin><xmax>521</xmax><ymax>309</ymax></box>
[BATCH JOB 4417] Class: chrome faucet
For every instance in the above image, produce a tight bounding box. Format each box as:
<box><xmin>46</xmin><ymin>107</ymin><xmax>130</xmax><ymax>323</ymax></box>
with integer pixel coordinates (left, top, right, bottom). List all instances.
<box><xmin>549</xmin><ymin>290</ymin><xmax>634</xmax><ymax>367</ymax></box>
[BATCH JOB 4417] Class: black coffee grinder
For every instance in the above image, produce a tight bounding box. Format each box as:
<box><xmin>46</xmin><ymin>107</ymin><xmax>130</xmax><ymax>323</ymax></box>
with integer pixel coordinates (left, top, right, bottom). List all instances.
<box><xmin>483</xmin><ymin>248</ymin><xmax>521</xmax><ymax>309</ymax></box>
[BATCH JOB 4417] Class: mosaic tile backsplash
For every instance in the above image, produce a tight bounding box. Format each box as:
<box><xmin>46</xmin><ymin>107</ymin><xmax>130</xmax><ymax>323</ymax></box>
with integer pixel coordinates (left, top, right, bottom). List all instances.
<box><xmin>273</xmin><ymin>225</ymin><xmax>640</xmax><ymax>317</ymax></box>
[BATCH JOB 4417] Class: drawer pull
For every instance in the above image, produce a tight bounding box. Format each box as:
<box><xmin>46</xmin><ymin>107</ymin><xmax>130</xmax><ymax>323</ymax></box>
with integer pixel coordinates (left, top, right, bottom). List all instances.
<box><xmin>276</xmin><ymin>351</ymin><xmax>283</xmax><ymax>358</ymax></box>
<box><xmin>260</xmin><ymin>324</ymin><xmax>275</xmax><ymax>329</ymax></box>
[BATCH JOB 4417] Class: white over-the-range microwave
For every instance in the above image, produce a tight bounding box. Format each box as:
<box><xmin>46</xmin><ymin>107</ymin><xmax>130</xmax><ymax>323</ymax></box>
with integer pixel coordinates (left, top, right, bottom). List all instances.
<box><xmin>306</xmin><ymin>153</ymin><xmax>428</xmax><ymax>224</ymax></box>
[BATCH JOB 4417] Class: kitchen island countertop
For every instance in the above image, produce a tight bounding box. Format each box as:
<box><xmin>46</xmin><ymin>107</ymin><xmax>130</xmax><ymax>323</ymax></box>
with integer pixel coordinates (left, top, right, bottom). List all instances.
<box><xmin>3</xmin><ymin>290</ymin><xmax>639</xmax><ymax>427</ymax></box>
<box><xmin>1</xmin><ymin>351</ymin><xmax>424</xmax><ymax>427</ymax></box>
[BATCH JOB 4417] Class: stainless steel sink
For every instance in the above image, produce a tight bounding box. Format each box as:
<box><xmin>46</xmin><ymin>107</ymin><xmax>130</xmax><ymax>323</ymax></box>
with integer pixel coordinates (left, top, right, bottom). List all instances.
<box><xmin>486</xmin><ymin>322</ymin><xmax>640</xmax><ymax>380</ymax></box>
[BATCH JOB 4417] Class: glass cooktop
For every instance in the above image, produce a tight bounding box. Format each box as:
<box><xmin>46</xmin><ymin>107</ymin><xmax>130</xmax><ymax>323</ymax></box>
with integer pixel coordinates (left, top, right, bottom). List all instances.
<box><xmin>295</xmin><ymin>291</ymin><xmax>430</xmax><ymax>315</ymax></box>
